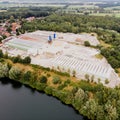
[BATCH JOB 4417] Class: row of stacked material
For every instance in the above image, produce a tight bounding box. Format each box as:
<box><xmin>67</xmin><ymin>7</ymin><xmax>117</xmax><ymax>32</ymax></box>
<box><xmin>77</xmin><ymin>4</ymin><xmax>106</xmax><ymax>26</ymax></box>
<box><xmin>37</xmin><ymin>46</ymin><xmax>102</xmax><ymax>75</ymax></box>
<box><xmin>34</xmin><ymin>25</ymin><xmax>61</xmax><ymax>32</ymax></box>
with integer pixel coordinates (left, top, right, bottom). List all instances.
<box><xmin>51</xmin><ymin>55</ymin><xmax>120</xmax><ymax>87</ymax></box>
<box><xmin>4</xmin><ymin>38</ymin><xmax>43</xmax><ymax>51</ymax></box>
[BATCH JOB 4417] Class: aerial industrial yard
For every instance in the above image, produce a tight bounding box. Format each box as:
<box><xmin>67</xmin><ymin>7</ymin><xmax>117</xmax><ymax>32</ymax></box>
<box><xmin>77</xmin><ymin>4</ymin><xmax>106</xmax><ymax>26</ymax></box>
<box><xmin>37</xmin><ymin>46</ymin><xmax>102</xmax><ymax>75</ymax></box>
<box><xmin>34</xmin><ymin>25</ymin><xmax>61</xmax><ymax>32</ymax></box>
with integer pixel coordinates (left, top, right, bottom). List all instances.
<box><xmin>1</xmin><ymin>30</ymin><xmax>120</xmax><ymax>87</ymax></box>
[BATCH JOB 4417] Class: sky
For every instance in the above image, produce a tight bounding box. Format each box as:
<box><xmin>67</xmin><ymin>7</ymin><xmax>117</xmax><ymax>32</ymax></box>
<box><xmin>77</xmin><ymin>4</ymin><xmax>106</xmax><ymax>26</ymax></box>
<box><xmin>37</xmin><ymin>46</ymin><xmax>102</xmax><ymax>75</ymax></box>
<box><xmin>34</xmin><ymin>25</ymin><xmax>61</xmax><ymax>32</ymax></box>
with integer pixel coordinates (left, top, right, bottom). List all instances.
<box><xmin>0</xmin><ymin>0</ymin><xmax>119</xmax><ymax>3</ymax></box>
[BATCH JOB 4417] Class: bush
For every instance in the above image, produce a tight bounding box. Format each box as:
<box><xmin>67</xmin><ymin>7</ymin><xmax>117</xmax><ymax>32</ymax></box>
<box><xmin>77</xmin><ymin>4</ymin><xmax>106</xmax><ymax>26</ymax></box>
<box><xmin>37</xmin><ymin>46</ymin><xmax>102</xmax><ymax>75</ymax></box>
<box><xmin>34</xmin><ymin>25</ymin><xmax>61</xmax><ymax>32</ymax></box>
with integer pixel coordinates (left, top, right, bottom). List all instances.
<box><xmin>36</xmin><ymin>83</ymin><xmax>47</xmax><ymax>91</ymax></box>
<box><xmin>58</xmin><ymin>84</ymin><xmax>67</xmax><ymax>90</ymax></box>
<box><xmin>23</xmin><ymin>71</ymin><xmax>31</xmax><ymax>81</ymax></box>
<box><xmin>105</xmin><ymin>79</ymin><xmax>109</xmax><ymax>84</ymax></box>
<box><xmin>45</xmin><ymin>86</ymin><xmax>53</xmax><ymax>95</ymax></box>
<box><xmin>84</xmin><ymin>41</ymin><xmax>91</xmax><ymax>47</ymax></box>
<box><xmin>52</xmin><ymin>76</ymin><xmax>61</xmax><ymax>84</ymax></box>
<box><xmin>9</xmin><ymin>66</ymin><xmax>22</xmax><ymax>80</ymax></box>
<box><xmin>22</xmin><ymin>56</ymin><xmax>31</xmax><ymax>64</ymax></box>
<box><xmin>0</xmin><ymin>58</ymin><xmax>4</xmax><ymax>62</ymax></box>
<box><xmin>40</xmin><ymin>66</ymin><xmax>50</xmax><ymax>71</ymax></box>
<box><xmin>47</xmin><ymin>73</ymin><xmax>51</xmax><ymax>77</ymax></box>
<box><xmin>12</xmin><ymin>55</ymin><xmax>22</xmax><ymax>63</ymax></box>
<box><xmin>64</xmin><ymin>79</ymin><xmax>71</xmax><ymax>86</ymax></box>
<box><xmin>0</xmin><ymin>63</ymin><xmax>9</xmax><ymax>78</ymax></box>
<box><xmin>4</xmin><ymin>52</ymin><xmax>8</xmax><ymax>59</ymax></box>
<box><xmin>39</xmin><ymin>75</ymin><xmax>48</xmax><ymax>84</ymax></box>
<box><xmin>0</xmin><ymin>49</ymin><xmax>3</xmax><ymax>58</ymax></box>
<box><xmin>51</xmin><ymin>69</ymin><xmax>70</xmax><ymax>77</ymax></box>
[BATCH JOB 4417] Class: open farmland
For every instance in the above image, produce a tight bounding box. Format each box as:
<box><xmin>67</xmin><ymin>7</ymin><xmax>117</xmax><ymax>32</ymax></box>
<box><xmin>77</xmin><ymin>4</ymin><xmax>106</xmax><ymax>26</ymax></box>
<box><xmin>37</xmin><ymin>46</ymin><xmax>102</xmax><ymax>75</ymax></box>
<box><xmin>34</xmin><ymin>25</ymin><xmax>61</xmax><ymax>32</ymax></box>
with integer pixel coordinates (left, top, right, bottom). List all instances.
<box><xmin>0</xmin><ymin>3</ymin><xmax>65</xmax><ymax>8</ymax></box>
<box><xmin>89</xmin><ymin>13</ymin><xmax>120</xmax><ymax>17</ymax></box>
<box><xmin>67</xmin><ymin>5</ymin><xmax>99</xmax><ymax>9</ymax></box>
<box><xmin>104</xmin><ymin>6</ymin><xmax>120</xmax><ymax>10</ymax></box>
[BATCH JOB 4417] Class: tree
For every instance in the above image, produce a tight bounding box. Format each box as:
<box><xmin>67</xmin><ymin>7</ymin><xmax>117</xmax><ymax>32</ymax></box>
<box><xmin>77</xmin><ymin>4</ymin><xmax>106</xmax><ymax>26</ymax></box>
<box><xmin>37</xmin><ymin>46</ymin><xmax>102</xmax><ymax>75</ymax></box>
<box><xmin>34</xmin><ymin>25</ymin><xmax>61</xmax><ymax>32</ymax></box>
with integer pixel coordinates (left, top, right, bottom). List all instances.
<box><xmin>84</xmin><ymin>41</ymin><xmax>91</xmax><ymax>47</ymax></box>
<box><xmin>0</xmin><ymin>63</ymin><xmax>9</xmax><ymax>78</ymax></box>
<box><xmin>73</xmin><ymin>88</ymin><xmax>87</xmax><ymax>108</ymax></box>
<box><xmin>108</xmin><ymin>57</ymin><xmax>119</xmax><ymax>68</ymax></box>
<box><xmin>7</xmin><ymin>26</ymin><xmax>12</xmax><ymax>33</ymax></box>
<box><xmin>105</xmin><ymin>79</ymin><xmax>109</xmax><ymax>84</ymax></box>
<box><xmin>0</xmin><ymin>49</ymin><xmax>3</xmax><ymax>58</ymax></box>
<box><xmin>39</xmin><ymin>75</ymin><xmax>48</xmax><ymax>84</ymax></box>
<box><xmin>105</xmin><ymin>102</ymin><xmax>118</xmax><ymax>120</ymax></box>
<box><xmin>2</xmin><ymin>35</ymin><xmax>7</xmax><ymax>39</ymax></box>
<box><xmin>45</xmin><ymin>86</ymin><xmax>53</xmax><ymax>95</ymax></box>
<box><xmin>57</xmin><ymin>66</ymin><xmax>60</xmax><ymax>71</ymax></box>
<box><xmin>23</xmin><ymin>56</ymin><xmax>31</xmax><ymax>64</ymax></box>
<box><xmin>98</xmin><ymin>78</ymin><xmax>101</xmax><ymax>83</ymax></box>
<box><xmin>4</xmin><ymin>52</ymin><xmax>8</xmax><ymax>59</ymax></box>
<box><xmin>12</xmin><ymin>55</ymin><xmax>22</xmax><ymax>63</ymax></box>
<box><xmin>29</xmin><ymin>72</ymin><xmax>37</xmax><ymax>84</ymax></box>
<box><xmin>16</xmin><ymin>31</ymin><xmax>20</xmax><ymax>36</ymax></box>
<box><xmin>72</xmin><ymin>70</ymin><xmax>76</xmax><ymax>77</ymax></box>
<box><xmin>9</xmin><ymin>15</ymin><xmax>15</xmax><ymax>23</ymax></box>
<box><xmin>0</xmin><ymin>37</ymin><xmax>3</xmax><ymax>43</ymax></box>
<box><xmin>91</xmin><ymin>75</ymin><xmax>94</xmax><ymax>82</ymax></box>
<box><xmin>67</xmin><ymin>68</ymin><xmax>70</xmax><ymax>73</ymax></box>
<box><xmin>85</xmin><ymin>74</ymin><xmax>90</xmax><ymax>81</ymax></box>
<box><xmin>9</xmin><ymin>66</ymin><xmax>22</xmax><ymax>80</ymax></box>
<box><xmin>116</xmin><ymin>100</ymin><xmax>120</xmax><ymax>118</ymax></box>
<box><xmin>80</xmin><ymin>99</ymin><xmax>98</xmax><ymax>120</ymax></box>
<box><xmin>96</xmin><ymin>105</ymin><xmax>105</xmax><ymax>120</ymax></box>
<box><xmin>52</xmin><ymin>76</ymin><xmax>61</xmax><ymax>84</ymax></box>
<box><xmin>23</xmin><ymin>71</ymin><xmax>31</xmax><ymax>81</ymax></box>
<box><xmin>84</xmin><ymin>12</ymin><xmax>89</xmax><ymax>16</ymax></box>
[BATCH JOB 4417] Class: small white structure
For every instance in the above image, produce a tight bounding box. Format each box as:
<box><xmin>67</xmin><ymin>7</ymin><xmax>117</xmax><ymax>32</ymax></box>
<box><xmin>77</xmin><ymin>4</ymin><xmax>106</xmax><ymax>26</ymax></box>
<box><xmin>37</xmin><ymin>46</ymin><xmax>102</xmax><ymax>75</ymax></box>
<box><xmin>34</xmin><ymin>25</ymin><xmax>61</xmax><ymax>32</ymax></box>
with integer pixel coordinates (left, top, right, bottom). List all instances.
<box><xmin>27</xmin><ymin>48</ymin><xmax>38</xmax><ymax>56</ymax></box>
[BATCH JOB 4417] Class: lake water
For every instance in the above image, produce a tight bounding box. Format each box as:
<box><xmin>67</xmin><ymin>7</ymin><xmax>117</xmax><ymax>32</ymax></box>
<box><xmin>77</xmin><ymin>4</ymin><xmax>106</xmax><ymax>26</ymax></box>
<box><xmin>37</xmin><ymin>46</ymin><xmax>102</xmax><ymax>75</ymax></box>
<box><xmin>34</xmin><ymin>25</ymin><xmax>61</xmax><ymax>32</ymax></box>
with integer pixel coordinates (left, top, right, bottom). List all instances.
<box><xmin>0</xmin><ymin>78</ymin><xmax>86</xmax><ymax>120</ymax></box>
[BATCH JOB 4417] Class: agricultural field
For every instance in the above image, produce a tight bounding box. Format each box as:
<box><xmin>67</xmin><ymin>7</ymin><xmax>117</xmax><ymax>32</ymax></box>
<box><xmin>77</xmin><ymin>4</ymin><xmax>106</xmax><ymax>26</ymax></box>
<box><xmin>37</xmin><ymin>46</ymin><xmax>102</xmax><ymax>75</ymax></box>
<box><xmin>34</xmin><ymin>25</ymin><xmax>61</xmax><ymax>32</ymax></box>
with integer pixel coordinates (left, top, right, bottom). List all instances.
<box><xmin>104</xmin><ymin>6</ymin><xmax>120</xmax><ymax>10</ymax></box>
<box><xmin>58</xmin><ymin>3</ymin><xmax>120</xmax><ymax>18</ymax></box>
<box><xmin>89</xmin><ymin>13</ymin><xmax>120</xmax><ymax>17</ymax></box>
<box><xmin>0</xmin><ymin>2</ymin><xmax>120</xmax><ymax>18</ymax></box>
<box><xmin>67</xmin><ymin>5</ymin><xmax>99</xmax><ymax>9</ymax></box>
<box><xmin>0</xmin><ymin>3</ymin><xmax>65</xmax><ymax>8</ymax></box>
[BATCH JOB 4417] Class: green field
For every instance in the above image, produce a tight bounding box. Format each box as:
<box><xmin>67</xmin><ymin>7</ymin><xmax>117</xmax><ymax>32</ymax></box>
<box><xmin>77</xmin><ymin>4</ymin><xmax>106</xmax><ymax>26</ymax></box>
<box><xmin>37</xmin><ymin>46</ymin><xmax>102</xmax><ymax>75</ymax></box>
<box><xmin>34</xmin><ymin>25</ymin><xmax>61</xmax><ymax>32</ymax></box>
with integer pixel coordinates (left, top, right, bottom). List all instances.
<box><xmin>90</xmin><ymin>13</ymin><xmax>120</xmax><ymax>18</ymax></box>
<box><xmin>0</xmin><ymin>3</ymin><xmax>65</xmax><ymax>8</ymax></box>
<box><xmin>67</xmin><ymin>5</ymin><xmax>99</xmax><ymax>9</ymax></box>
<box><xmin>104</xmin><ymin>6</ymin><xmax>120</xmax><ymax>10</ymax></box>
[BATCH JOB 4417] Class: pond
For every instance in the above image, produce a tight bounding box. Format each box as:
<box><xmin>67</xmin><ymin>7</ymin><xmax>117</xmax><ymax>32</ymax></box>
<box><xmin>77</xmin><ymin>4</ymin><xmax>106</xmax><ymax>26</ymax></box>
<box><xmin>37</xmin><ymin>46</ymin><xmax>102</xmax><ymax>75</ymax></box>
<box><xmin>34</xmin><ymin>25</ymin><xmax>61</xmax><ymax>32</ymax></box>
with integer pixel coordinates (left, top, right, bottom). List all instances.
<box><xmin>0</xmin><ymin>78</ymin><xmax>87</xmax><ymax>120</ymax></box>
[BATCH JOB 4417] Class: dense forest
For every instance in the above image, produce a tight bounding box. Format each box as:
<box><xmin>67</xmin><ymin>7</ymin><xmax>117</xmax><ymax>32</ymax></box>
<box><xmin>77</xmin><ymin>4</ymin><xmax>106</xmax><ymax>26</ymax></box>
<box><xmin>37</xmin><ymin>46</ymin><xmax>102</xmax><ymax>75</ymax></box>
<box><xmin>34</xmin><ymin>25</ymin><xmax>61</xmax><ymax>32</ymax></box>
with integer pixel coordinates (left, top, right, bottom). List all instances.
<box><xmin>0</xmin><ymin>7</ymin><xmax>58</xmax><ymax>19</ymax></box>
<box><xmin>20</xmin><ymin>14</ymin><xmax>120</xmax><ymax>69</ymax></box>
<box><xmin>21</xmin><ymin>14</ymin><xmax>120</xmax><ymax>32</ymax></box>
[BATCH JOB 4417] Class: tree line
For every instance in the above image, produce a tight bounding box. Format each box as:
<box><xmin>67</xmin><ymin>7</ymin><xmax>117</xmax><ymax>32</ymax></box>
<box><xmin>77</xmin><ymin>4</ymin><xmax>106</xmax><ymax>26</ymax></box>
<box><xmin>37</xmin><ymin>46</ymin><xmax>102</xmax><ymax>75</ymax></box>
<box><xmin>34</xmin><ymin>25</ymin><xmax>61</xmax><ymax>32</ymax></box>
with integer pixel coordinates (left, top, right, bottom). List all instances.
<box><xmin>0</xmin><ymin>7</ymin><xmax>58</xmax><ymax>20</ymax></box>
<box><xmin>0</xmin><ymin>50</ymin><xmax>31</xmax><ymax>64</ymax></box>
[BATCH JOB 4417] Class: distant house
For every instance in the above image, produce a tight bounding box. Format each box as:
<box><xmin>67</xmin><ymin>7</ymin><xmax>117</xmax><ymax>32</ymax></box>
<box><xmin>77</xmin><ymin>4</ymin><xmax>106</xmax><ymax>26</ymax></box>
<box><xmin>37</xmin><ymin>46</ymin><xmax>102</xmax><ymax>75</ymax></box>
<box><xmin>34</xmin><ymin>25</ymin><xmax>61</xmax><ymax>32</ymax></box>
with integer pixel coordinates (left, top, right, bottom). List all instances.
<box><xmin>0</xmin><ymin>27</ymin><xmax>6</xmax><ymax>35</ymax></box>
<box><xmin>26</xmin><ymin>17</ymin><xmax>35</xmax><ymax>22</ymax></box>
<box><xmin>11</xmin><ymin>22</ymin><xmax>21</xmax><ymax>34</ymax></box>
<box><xmin>3</xmin><ymin>32</ymin><xmax>10</xmax><ymax>37</ymax></box>
<box><xmin>0</xmin><ymin>27</ymin><xmax>10</xmax><ymax>37</ymax></box>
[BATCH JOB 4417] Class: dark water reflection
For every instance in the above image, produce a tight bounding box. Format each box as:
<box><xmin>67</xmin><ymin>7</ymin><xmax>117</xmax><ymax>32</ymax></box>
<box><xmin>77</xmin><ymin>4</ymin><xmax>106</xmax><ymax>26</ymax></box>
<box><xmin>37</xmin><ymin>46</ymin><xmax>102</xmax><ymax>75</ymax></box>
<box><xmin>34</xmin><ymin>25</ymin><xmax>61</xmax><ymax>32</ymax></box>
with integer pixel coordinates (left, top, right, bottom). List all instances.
<box><xmin>0</xmin><ymin>78</ymin><xmax>87</xmax><ymax>120</ymax></box>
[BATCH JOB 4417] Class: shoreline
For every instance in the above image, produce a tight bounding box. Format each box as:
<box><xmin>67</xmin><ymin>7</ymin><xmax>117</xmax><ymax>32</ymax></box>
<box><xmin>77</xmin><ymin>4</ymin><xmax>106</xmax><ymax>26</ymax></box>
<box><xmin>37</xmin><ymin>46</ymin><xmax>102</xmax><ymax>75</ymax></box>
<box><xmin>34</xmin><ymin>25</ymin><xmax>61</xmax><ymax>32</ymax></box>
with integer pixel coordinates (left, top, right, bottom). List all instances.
<box><xmin>0</xmin><ymin>77</ymin><xmax>88</xmax><ymax>120</ymax></box>
<box><xmin>0</xmin><ymin>58</ymin><xmax>119</xmax><ymax>120</ymax></box>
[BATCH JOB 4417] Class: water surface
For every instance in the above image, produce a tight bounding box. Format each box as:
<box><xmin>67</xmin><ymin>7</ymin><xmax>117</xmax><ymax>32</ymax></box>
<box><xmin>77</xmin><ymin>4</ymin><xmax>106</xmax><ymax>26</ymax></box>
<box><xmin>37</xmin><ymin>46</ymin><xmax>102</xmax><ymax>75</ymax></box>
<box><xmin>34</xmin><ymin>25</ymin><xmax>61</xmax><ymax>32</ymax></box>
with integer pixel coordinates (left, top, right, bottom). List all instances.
<box><xmin>0</xmin><ymin>78</ymin><xmax>86</xmax><ymax>120</ymax></box>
